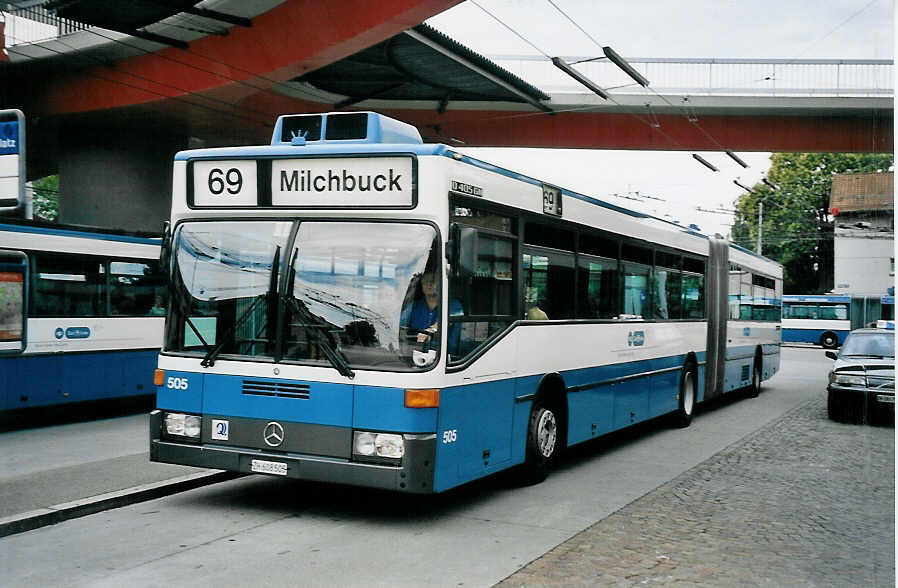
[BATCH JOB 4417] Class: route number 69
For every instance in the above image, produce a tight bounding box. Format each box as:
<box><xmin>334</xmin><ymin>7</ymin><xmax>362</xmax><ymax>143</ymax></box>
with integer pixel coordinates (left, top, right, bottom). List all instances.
<box><xmin>167</xmin><ymin>377</ymin><xmax>189</xmax><ymax>390</ymax></box>
<box><xmin>442</xmin><ymin>429</ymin><xmax>457</xmax><ymax>444</ymax></box>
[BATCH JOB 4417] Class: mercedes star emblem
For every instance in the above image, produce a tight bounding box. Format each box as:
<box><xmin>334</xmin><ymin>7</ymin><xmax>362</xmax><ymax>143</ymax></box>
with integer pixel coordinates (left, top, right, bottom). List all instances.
<box><xmin>263</xmin><ymin>421</ymin><xmax>285</xmax><ymax>447</ymax></box>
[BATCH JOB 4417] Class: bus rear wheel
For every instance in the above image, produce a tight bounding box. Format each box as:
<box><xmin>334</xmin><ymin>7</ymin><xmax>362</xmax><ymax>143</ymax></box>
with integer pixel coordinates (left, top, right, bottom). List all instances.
<box><xmin>747</xmin><ymin>356</ymin><xmax>762</xmax><ymax>398</ymax></box>
<box><xmin>820</xmin><ymin>332</ymin><xmax>838</xmax><ymax>349</ymax></box>
<box><xmin>519</xmin><ymin>401</ymin><xmax>559</xmax><ymax>485</ymax></box>
<box><xmin>673</xmin><ymin>365</ymin><xmax>696</xmax><ymax>428</ymax></box>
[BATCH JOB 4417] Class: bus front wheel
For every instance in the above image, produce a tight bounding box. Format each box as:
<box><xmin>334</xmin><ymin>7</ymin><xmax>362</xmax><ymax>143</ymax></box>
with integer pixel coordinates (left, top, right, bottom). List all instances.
<box><xmin>820</xmin><ymin>332</ymin><xmax>838</xmax><ymax>349</ymax></box>
<box><xmin>519</xmin><ymin>401</ymin><xmax>559</xmax><ymax>485</ymax></box>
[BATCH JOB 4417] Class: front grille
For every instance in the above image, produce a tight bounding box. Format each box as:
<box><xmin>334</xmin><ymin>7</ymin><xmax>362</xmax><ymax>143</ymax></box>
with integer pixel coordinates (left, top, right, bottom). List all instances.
<box><xmin>242</xmin><ymin>380</ymin><xmax>311</xmax><ymax>399</ymax></box>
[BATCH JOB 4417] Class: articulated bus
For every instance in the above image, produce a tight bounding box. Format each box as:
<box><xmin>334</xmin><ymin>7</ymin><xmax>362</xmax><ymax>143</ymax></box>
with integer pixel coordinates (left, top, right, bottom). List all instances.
<box><xmin>782</xmin><ymin>294</ymin><xmax>894</xmax><ymax>348</ymax></box>
<box><xmin>0</xmin><ymin>220</ymin><xmax>165</xmax><ymax>412</ymax></box>
<box><xmin>150</xmin><ymin>112</ymin><xmax>782</xmax><ymax>493</ymax></box>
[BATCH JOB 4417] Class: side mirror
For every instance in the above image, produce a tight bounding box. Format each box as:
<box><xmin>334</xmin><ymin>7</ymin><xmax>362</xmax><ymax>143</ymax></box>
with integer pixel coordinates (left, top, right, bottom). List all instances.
<box><xmin>160</xmin><ymin>221</ymin><xmax>172</xmax><ymax>270</ymax></box>
<box><xmin>825</xmin><ymin>350</ymin><xmax>838</xmax><ymax>360</ymax></box>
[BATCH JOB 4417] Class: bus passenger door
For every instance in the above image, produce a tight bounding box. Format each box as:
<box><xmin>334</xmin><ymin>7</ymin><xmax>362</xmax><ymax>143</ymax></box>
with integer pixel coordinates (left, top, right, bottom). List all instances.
<box><xmin>0</xmin><ymin>249</ymin><xmax>28</xmax><ymax>411</ymax></box>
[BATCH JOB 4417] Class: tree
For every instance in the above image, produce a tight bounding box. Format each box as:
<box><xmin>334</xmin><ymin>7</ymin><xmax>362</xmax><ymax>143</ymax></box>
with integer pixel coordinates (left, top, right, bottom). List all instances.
<box><xmin>731</xmin><ymin>153</ymin><xmax>893</xmax><ymax>294</ymax></box>
<box><xmin>31</xmin><ymin>175</ymin><xmax>58</xmax><ymax>222</ymax></box>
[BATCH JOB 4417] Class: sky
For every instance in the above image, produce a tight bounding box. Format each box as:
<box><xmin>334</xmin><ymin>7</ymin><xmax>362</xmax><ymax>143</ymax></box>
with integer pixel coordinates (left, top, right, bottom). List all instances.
<box><xmin>424</xmin><ymin>0</ymin><xmax>894</xmax><ymax>236</ymax></box>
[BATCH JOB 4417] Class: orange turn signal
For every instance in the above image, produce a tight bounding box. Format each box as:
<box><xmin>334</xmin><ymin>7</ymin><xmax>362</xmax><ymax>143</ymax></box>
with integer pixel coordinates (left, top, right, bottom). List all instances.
<box><xmin>405</xmin><ymin>388</ymin><xmax>440</xmax><ymax>408</ymax></box>
<box><xmin>153</xmin><ymin>369</ymin><xmax>165</xmax><ymax>387</ymax></box>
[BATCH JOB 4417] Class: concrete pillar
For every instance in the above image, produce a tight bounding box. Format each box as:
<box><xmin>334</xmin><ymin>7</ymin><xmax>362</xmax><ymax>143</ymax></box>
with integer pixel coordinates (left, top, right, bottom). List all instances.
<box><xmin>57</xmin><ymin>118</ymin><xmax>187</xmax><ymax>233</ymax></box>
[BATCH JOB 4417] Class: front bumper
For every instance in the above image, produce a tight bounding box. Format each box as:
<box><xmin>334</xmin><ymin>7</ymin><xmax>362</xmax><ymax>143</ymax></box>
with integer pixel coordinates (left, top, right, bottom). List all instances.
<box><xmin>149</xmin><ymin>410</ymin><xmax>437</xmax><ymax>493</ymax></box>
<box><xmin>827</xmin><ymin>385</ymin><xmax>895</xmax><ymax>425</ymax></box>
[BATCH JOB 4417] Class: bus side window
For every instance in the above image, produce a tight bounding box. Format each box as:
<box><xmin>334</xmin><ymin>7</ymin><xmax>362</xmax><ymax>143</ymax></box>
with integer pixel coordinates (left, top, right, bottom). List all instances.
<box><xmin>448</xmin><ymin>229</ymin><xmax>515</xmax><ymax>363</ymax></box>
<box><xmin>32</xmin><ymin>253</ymin><xmax>104</xmax><ymax>317</ymax></box>
<box><xmin>109</xmin><ymin>260</ymin><xmax>166</xmax><ymax>316</ymax></box>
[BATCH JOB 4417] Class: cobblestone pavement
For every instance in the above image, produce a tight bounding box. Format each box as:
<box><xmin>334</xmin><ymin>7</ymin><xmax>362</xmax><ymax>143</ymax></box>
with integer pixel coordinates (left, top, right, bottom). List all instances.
<box><xmin>497</xmin><ymin>394</ymin><xmax>895</xmax><ymax>587</ymax></box>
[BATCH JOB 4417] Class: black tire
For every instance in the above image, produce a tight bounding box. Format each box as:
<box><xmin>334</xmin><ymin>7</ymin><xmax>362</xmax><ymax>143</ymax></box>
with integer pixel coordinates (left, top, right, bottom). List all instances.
<box><xmin>747</xmin><ymin>355</ymin><xmax>762</xmax><ymax>398</ymax></box>
<box><xmin>518</xmin><ymin>401</ymin><xmax>560</xmax><ymax>485</ymax></box>
<box><xmin>820</xmin><ymin>332</ymin><xmax>838</xmax><ymax>349</ymax></box>
<box><xmin>828</xmin><ymin>389</ymin><xmax>865</xmax><ymax>424</ymax></box>
<box><xmin>827</xmin><ymin>389</ymin><xmax>844</xmax><ymax>422</ymax></box>
<box><xmin>673</xmin><ymin>365</ymin><xmax>696</xmax><ymax>428</ymax></box>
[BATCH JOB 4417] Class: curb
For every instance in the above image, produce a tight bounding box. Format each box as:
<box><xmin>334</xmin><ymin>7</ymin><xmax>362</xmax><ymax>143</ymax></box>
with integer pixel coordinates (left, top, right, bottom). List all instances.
<box><xmin>0</xmin><ymin>470</ymin><xmax>240</xmax><ymax>538</ymax></box>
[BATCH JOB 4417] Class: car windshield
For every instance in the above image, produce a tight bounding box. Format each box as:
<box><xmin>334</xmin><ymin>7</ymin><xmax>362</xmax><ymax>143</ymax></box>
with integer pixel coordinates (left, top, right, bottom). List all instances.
<box><xmin>167</xmin><ymin>220</ymin><xmax>440</xmax><ymax>371</ymax></box>
<box><xmin>839</xmin><ymin>332</ymin><xmax>895</xmax><ymax>358</ymax></box>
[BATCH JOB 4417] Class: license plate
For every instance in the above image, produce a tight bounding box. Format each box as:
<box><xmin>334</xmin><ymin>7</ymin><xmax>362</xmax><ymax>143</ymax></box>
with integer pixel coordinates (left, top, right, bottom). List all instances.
<box><xmin>250</xmin><ymin>459</ymin><xmax>288</xmax><ymax>476</ymax></box>
<box><xmin>876</xmin><ymin>395</ymin><xmax>894</xmax><ymax>404</ymax></box>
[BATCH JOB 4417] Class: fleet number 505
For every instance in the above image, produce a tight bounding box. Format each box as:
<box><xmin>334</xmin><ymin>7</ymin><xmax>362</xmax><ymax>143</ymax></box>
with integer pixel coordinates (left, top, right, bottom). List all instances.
<box><xmin>167</xmin><ymin>377</ymin><xmax>189</xmax><ymax>390</ymax></box>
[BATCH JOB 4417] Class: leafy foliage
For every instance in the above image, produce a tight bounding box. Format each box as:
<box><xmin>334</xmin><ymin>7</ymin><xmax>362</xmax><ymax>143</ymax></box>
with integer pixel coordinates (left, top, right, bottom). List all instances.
<box><xmin>731</xmin><ymin>153</ymin><xmax>893</xmax><ymax>293</ymax></box>
<box><xmin>31</xmin><ymin>175</ymin><xmax>58</xmax><ymax>222</ymax></box>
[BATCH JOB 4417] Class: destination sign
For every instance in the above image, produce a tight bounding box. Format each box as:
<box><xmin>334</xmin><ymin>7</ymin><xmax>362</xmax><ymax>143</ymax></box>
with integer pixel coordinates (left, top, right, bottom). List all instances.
<box><xmin>191</xmin><ymin>156</ymin><xmax>415</xmax><ymax>208</ymax></box>
<box><xmin>271</xmin><ymin>157</ymin><xmax>413</xmax><ymax>207</ymax></box>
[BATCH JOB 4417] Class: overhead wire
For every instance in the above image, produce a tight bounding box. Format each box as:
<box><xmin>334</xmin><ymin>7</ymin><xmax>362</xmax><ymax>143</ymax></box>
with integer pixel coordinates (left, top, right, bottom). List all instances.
<box><xmin>541</xmin><ymin>0</ymin><xmax>759</xmax><ymax>172</ymax></box>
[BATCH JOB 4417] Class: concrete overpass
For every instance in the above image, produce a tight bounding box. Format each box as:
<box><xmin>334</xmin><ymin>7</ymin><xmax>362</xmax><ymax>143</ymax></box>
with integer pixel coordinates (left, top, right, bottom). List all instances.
<box><xmin>0</xmin><ymin>0</ymin><xmax>892</xmax><ymax>230</ymax></box>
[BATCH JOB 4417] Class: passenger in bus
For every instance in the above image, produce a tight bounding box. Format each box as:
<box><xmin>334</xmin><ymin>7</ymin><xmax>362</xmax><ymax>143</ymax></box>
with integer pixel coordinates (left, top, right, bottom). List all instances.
<box><xmin>525</xmin><ymin>287</ymin><xmax>548</xmax><ymax>320</ymax></box>
<box><xmin>148</xmin><ymin>294</ymin><xmax>167</xmax><ymax>316</ymax></box>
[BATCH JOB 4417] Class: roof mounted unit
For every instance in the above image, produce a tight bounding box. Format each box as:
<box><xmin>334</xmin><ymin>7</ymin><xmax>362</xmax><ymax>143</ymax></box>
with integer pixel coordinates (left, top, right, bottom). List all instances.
<box><xmin>271</xmin><ymin>112</ymin><xmax>423</xmax><ymax>146</ymax></box>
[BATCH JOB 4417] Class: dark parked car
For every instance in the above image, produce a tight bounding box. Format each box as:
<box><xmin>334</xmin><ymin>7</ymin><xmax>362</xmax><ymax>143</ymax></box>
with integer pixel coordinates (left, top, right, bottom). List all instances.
<box><xmin>826</xmin><ymin>328</ymin><xmax>894</xmax><ymax>425</ymax></box>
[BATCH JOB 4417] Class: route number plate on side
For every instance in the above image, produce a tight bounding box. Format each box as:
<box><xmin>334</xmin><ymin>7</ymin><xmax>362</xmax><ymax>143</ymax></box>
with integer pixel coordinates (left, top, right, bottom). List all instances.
<box><xmin>250</xmin><ymin>459</ymin><xmax>288</xmax><ymax>476</ymax></box>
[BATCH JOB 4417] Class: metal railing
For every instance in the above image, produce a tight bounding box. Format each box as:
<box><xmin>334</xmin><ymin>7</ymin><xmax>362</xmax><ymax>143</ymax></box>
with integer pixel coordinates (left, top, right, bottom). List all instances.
<box><xmin>2</xmin><ymin>4</ymin><xmax>90</xmax><ymax>46</ymax></box>
<box><xmin>490</xmin><ymin>55</ymin><xmax>894</xmax><ymax>97</ymax></box>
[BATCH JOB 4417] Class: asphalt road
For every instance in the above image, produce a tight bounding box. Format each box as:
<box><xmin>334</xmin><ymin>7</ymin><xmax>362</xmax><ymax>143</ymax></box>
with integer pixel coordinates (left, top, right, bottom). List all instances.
<box><xmin>0</xmin><ymin>347</ymin><xmax>860</xmax><ymax>587</ymax></box>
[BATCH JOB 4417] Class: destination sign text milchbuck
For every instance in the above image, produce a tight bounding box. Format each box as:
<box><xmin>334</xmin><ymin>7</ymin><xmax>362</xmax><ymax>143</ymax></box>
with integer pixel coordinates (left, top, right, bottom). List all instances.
<box><xmin>272</xmin><ymin>156</ymin><xmax>414</xmax><ymax>206</ymax></box>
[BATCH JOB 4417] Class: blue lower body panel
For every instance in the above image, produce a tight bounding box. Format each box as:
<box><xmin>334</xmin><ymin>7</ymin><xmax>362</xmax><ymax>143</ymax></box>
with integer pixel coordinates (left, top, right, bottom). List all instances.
<box><xmin>0</xmin><ymin>350</ymin><xmax>159</xmax><ymax>411</ymax></box>
<box><xmin>782</xmin><ymin>328</ymin><xmax>848</xmax><ymax>345</ymax></box>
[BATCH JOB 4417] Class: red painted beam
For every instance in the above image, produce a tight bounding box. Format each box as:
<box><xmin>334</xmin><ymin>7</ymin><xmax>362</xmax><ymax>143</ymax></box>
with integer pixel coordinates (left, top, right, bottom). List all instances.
<box><xmin>21</xmin><ymin>0</ymin><xmax>462</xmax><ymax>116</ymax></box>
<box><xmin>227</xmin><ymin>89</ymin><xmax>893</xmax><ymax>153</ymax></box>
<box><xmin>387</xmin><ymin>109</ymin><xmax>893</xmax><ymax>153</ymax></box>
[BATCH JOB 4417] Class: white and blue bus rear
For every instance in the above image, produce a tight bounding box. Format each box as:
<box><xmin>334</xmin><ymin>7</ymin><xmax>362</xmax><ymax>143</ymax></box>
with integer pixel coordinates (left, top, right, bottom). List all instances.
<box><xmin>151</xmin><ymin>111</ymin><xmax>782</xmax><ymax>493</ymax></box>
<box><xmin>0</xmin><ymin>220</ymin><xmax>165</xmax><ymax>413</ymax></box>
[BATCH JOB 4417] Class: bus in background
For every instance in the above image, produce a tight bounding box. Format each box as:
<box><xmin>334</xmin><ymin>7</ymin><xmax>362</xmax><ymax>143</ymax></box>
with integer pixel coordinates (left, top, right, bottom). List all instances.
<box><xmin>782</xmin><ymin>294</ymin><xmax>895</xmax><ymax>348</ymax></box>
<box><xmin>878</xmin><ymin>295</ymin><xmax>894</xmax><ymax>329</ymax></box>
<box><xmin>151</xmin><ymin>111</ymin><xmax>782</xmax><ymax>493</ymax></box>
<box><xmin>781</xmin><ymin>295</ymin><xmax>850</xmax><ymax>349</ymax></box>
<box><xmin>0</xmin><ymin>219</ymin><xmax>165</xmax><ymax>413</ymax></box>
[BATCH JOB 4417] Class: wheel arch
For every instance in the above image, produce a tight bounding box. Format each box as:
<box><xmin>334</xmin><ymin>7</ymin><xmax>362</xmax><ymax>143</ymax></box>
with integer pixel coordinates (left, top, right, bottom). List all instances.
<box><xmin>534</xmin><ymin>372</ymin><xmax>568</xmax><ymax>449</ymax></box>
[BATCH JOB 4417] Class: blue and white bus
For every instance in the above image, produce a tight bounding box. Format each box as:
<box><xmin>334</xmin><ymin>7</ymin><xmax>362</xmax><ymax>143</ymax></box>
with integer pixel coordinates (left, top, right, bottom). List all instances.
<box><xmin>150</xmin><ymin>111</ymin><xmax>782</xmax><ymax>493</ymax></box>
<box><xmin>782</xmin><ymin>294</ymin><xmax>894</xmax><ymax>347</ymax></box>
<box><xmin>878</xmin><ymin>295</ymin><xmax>894</xmax><ymax>330</ymax></box>
<box><xmin>781</xmin><ymin>294</ymin><xmax>850</xmax><ymax>348</ymax></box>
<box><xmin>0</xmin><ymin>220</ymin><xmax>165</xmax><ymax>412</ymax></box>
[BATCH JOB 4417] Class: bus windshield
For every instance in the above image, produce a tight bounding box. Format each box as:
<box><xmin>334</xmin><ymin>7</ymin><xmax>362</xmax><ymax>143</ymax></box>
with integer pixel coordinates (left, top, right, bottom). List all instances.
<box><xmin>169</xmin><ymin>220</ymin><xmax>440</xmax><ymax>371</ymax></box>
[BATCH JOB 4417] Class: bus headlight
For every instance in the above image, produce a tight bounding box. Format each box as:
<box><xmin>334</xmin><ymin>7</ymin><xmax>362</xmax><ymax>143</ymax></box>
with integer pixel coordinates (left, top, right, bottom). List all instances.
<box><xmin>354</xmin><ymin>431</ymin><xmax>376</xmax><ymax>456</ymax></box>
<box><xmin>164</xmin><ymin>412</ymin><xmax>202</xmax><ymax>439</ymax></box>
<box><xmin>353</xmin><ymin>431</ymin><xmax>404</xmax><ymax>463</ymax></box>
<box><xmin>375</xmin><ymin>434</ymin><xmax>404</xmax><ymax>459</ymax></box>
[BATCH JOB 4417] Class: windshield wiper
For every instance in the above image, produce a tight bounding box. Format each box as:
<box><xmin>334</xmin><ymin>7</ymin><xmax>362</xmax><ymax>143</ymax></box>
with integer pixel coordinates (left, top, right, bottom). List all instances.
<box><xmin>283</xmin><ymin>249</ymin><xmax>355</xmax><ymax>379</ymax></box>
<box><xmin>202</xmin><ymin>246</ymin><xmax>280</xmax><ymax>368</ymax></box>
